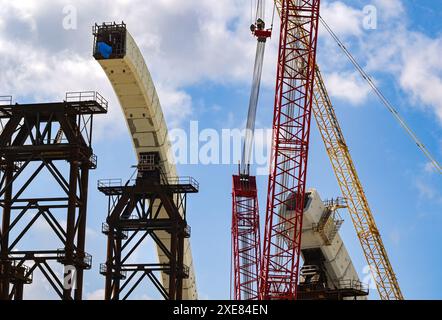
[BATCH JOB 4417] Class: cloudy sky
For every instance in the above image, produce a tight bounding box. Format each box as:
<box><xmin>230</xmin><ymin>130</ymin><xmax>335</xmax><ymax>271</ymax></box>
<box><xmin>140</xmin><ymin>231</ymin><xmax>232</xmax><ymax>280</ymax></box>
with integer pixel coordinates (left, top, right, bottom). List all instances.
<box><xmin>0</xmin><ymin>0</ymin><xmax>441</xmax><ymax>300</ymax></box>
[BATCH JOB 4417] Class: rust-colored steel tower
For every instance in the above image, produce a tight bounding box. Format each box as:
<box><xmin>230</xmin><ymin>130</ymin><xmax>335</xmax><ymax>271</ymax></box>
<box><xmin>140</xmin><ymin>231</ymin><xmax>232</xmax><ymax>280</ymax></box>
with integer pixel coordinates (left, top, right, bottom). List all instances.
<box><xmin>260</xmin><ymin>0</ymin><xmax>321</xmax><ymax>300</ymax></box>
<box><xmin>0</xmin><ymin>92</ymin><xmax>107</xmax><ymax>300</ymax></box>
<box><xmin>98</xmin><ymin>152</ymin><xmax>198</xmax><ymax>300</ymax></box>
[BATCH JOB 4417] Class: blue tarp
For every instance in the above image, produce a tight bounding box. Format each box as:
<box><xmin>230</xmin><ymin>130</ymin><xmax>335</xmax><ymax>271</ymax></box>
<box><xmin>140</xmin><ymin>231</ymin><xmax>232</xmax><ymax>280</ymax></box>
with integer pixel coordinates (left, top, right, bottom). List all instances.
<box><xmin>97</xmin><ymin>42</ymin><xmax>113</xmax><ymax>59</ymax></box>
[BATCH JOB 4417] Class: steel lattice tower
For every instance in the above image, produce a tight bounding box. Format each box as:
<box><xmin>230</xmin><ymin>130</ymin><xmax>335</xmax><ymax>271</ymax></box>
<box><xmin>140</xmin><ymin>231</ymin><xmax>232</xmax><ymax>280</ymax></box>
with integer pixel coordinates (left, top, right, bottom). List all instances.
<box><xmin>260</xmin><ymin>0</ymin><xmax>321</xmax><ymax>300</ymax></box>
<box><xmin>0</xmin><ymin>92</ymin><xmax>107</xmax><ymax>300</ymax></box>
<box><xmin>231</xmin><ymin>175</ymin><xmax>261</xmax><ymax>300</ymax></box>
<box><xmin>98</xmin><ymin>153</ymin><xmax>198</xmax><ymax>300</ymax></box>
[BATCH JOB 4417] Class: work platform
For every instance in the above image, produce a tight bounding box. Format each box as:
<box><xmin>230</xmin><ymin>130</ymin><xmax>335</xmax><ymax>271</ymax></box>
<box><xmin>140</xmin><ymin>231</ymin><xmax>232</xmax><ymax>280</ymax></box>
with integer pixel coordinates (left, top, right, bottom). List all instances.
<box><xmin>298</xmin><ymin>279</ymin><xmax>369</xmax><ymax>300</ymax></box>
<box><xmin>0</xmin><ymin>92</ymin><xmax>108</xmax><ymax>118</ymax></box>
<box><xmin>98</xmin><ymin>177</ymin><xmax>199</xmax><ymax>196</ymax></box>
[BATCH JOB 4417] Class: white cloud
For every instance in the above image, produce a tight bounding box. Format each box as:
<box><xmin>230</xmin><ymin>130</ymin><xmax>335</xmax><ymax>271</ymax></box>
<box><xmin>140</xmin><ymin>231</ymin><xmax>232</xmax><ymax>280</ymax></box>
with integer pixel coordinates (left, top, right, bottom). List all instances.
<box><xmin>0</xmin><ymin>0</ymin><xmax>40</xmax><ymax>30</ymax></box>
<box><xmin>423</xmin><ymin>161</ymin><xmax>439</xmax><ymax>175</ymax></box>
<box><xmin>86</xmin><ymin>288</ymin><xmax>105</xmax><ymax>300</ymax></box>
<box><xmin>1</xmin><ymin>0</ymin><xmax>442</xmax><ymax>130</ymax></box>
<box><xmin>389</xmin><ymin>229</ymin><xmax>401</xmax><ymax>246</ymax></box>
<box><xmin>321</xmin><ymin>1</ymin><xmax>364</xmax><ymax>37</ymax></box>
<box><xmin>0</xmin><ymin>33</ymin><xmax>126</xmax><ymax>140</ymax></box>
<box><xmin>0</xmin><ymin>0</ymin><xmax>281</xmax><ymax>134</ymax></box>
<box><xmin>398</xmin><ymin>33</ymin><xmax>442</xmax><ymax>123</ymax></box>
<box><xmin>24</xmin><ymin>269</ymin><xmax>58</xmax><ymax>300</ymax></box>
<box><xmin>372</xmin><ymin>0</ymin><xmax>405</xmax><ymax>19</ymax></box>
<box><xmin>369</xmin><ymin>28</ymin><xmax>442</xmax><ymax>125</ymax></box>
<box><xmin>156</xmin><ymin>85</ymin><xmax>193</xmax><ymax>129</ymax></box>
<box><xmin>415</xmin><ymin>179</ymin><xmax>441</xmax><ymax>203</ymax></box>
<box><xmin>323</xmin><ymin>72</ymin><xmax>371</xmax><ymax>105</ymax></box>
<box><xmin>318</xmin><ymin>0</ymin><xmax>442</xmax><ymax>127</ymax></box>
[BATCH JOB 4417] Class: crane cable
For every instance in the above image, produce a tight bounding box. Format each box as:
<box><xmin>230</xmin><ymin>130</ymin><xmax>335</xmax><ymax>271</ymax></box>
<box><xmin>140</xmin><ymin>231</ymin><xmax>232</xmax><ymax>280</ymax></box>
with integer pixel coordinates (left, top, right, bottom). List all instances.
<box><xmin>319</xmin><ymin>15</ymin><xmax>442</xmax><ymax>175</ymax></box>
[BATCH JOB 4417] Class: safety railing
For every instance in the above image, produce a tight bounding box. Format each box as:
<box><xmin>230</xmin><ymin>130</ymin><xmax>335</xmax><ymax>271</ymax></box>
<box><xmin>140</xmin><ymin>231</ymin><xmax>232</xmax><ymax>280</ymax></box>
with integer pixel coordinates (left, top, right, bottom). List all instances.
<box><xmin>92</xmin><ymin>21</ymin><xmax>127</xmax><ymax>37</ymax></box>
<box><xmin>324</xmin><ymin>197</ymin><xmax>347</xmax><ymax>209</ymax></box>
<box><xmin>89</xmin><ymin>154</ymin><xmax>98</xmax><ymax>170</ymax></box>
<box><xmin>0</xmin><ymin>96</ymin><xmax>12</xmax><ymax>106</ymax></box>
<box><xmin>102</xmin><ymin>223</ymin><xmax>128</xmax><ymax>239</ymax></box>
<box><xmin>165</xmin><ymin>176</ymin><xmax>200</xmax><ymax>190</ymax></box>
<box><xmin>184</xmin><ymin>225</ymin><xmax>191</xmax><ymax>238</ymax></box>
<box><xmin>98</xmin><ymin>176</ymin><xmax>198</xmax><ymax>193</ymax></box>
<box><xmin>99</xmin><ymin>263</ymin><xmax>127</xmax><ymax>279</ymax></box>
<box><xmin>338</xmin><ymin>279</ymin><xmax>369</xmax><ymax>293</ymax></box>
<box><xmin>181</xmin><ymin>265</ymin><xmax>190</xmax><ymax>279</ymax></box>
<box><xmin>11</xmin><ymin>261</ymin><xmax>33</xmax><ymax>284</ymax></box>
<box><xmin>66</xmin><ymin>91</ymin><xmax>109</xmax><ymax>111</ymax></box>
<box><xmin>56</xmin><ymin>249</ymin><xmax>92</xmax><ymax>269</ymax></box>
<box><xmin>0</xmin><ymin>96</ymin><xmax>13</xmax><ymax>119</ymax></box>
<box><xmin>98</xmin><ymin>178</ymin><xmax>123</xmax><ymax>189</ymax></box>
<box><xmin>92</xmin><ymin>22</ymin><xmax>127</xmax><ymax>59</ymax></box>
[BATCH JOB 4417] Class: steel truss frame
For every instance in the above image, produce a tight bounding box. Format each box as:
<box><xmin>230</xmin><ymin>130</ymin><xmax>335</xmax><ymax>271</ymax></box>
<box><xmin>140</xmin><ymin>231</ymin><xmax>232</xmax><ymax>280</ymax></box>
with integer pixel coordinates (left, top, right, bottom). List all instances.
<box><xmin>0</xmin><ymin>93</ymin><xmax>107</xmax><ymax>300</ymax></box>
<box><xmin>232</xmin><ymin>175</ymin><xmax>261</xmax><ymax>300</ymax></box>
<box><xmin>98</xmin><ymin>172</ymin><xmax>198</xmax><ymax>300</ymax></box>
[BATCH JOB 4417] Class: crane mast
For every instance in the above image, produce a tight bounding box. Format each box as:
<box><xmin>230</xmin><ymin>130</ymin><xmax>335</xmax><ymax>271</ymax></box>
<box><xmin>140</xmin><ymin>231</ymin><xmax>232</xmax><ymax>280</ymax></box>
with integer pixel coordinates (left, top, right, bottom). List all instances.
<box><xmin>272</xmin><ymin>0</ymin><xmax>403</xmax><ymax>299</ymax></box>
<box><xmin>231</xmin><ymin>0</ymin><xmax>271</xmax><ymax>300</ymax></box>
<box><xmin>311</xmin><ymin>67</ymin><xmax>404</xmax><ymax>300</ymax></box>
<box><xmin>260</xmin><ymin>0</ymin><xmax>321</xmax><ymax>300</ymax></box>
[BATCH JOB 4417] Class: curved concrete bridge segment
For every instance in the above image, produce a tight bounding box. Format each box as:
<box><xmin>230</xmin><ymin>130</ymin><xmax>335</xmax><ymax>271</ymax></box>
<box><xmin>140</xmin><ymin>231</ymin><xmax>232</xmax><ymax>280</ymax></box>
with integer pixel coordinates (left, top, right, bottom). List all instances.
<box><xmin>93</xmin><ymin>22</ymin><xmax>197</xmax><ymax>300</ymax></box>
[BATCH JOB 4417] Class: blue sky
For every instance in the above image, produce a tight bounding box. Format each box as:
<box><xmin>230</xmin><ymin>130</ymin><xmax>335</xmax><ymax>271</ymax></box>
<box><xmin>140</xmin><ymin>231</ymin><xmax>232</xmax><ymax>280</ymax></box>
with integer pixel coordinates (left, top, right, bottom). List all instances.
<box><xmin>0</xmin><ymin>0</ymin><xmax>441</xmax><ymax>300</ymax></box>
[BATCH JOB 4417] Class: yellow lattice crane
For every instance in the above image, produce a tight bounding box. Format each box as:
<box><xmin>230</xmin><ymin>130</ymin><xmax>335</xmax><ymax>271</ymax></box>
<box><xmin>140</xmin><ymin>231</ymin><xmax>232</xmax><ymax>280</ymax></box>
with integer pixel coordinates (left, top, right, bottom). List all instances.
<box><xmin>312</xmin><ymin>68</ymin><xmax>403</xmax><ymax>300</ymax></box>
<box><xmin>274</xmin><ymin>0</ymin><xmax>404</xmax><ymax>300</ymax></box>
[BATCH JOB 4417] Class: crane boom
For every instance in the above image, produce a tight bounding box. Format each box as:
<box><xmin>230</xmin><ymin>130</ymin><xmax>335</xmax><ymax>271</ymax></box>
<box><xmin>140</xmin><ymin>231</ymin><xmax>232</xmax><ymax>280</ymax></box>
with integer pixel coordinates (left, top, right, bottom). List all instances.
<box><xmin>260</xmin><ymin>0</ymin><xmax>321</xmax><ymax>300</ymax></box>
<box><xmin>241</xmin><ymin>0</ymin><xmax>271</xmax><ymax>174</ymax></box>
<box><xmin>272</xmin><ymin>0</ymin><xmax>403</xmax><ymax>299</ymax></box>
<box><xmin>311</xmin><ymin>66</ymin><xmax>404</xmax><ymax>300</ymax></box>
<box><xmin>231</xmin><ymin>0</ymin><xmax>271</xmax><ymax>300</ymax></box>
<box><xmin>241</xmin><ymin>42</ymin><xmax>266</xmax><ymax>174</ymax></box>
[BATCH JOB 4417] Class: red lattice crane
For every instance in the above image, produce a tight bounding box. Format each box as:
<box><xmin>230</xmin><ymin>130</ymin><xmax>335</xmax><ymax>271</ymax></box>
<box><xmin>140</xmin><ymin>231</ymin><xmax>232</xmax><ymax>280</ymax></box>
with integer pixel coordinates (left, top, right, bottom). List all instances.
<box><xmin>260</xmin><ymin>0</ymin><xmax>321</xmax><ymax>300</ymax></box>
<box><xmin>231</xmin><ymin>175</ymin><xmax>261</xmax><ymax>300</ymax></box>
